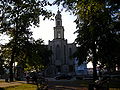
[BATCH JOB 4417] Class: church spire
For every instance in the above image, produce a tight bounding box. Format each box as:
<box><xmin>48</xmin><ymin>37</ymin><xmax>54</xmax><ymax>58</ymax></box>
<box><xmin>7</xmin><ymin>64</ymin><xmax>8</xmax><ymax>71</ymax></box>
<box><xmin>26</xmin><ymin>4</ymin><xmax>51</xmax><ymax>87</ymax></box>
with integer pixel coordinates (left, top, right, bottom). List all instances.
<box><xmin>55</xmin><ymin>9</ymin><xmax>62</xmax><ymax>26</ymax></box>
<box><xmin>54</xmin><ymin>10</ymin><xmax>64</xmax><ymax>39</ymax></box>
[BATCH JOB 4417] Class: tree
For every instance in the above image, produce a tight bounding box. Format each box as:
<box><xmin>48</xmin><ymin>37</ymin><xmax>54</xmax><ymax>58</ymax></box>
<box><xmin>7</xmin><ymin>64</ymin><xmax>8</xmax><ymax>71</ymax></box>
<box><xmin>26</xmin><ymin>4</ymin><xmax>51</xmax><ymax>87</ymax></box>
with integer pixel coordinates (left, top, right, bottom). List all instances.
<box><xmin>54</xmin><ymin>0</ymin><xmax>120</xmax><ymax>81</ymax></box>
<box><xmin>0</xmin><ymin>0</ymin><xmax>53</xmax><ymax>81</ymax></box>
<box><xmin>24</xmin><ymin>39</ymin><xmax>52</xmax><ymax>72</ymax></box>
<box><xmin>0</xmin><ymin>56</ymin><xmax>4</xmax><ymax>78</ymax></box>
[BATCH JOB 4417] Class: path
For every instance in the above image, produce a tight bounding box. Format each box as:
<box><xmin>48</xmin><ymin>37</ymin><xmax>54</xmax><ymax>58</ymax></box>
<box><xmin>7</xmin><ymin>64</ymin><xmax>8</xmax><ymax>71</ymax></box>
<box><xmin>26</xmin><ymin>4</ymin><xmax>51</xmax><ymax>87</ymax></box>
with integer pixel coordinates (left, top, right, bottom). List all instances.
<box><xmin>48</xmin><ymin>85</ymin><xmax>88</xmax><ymax>90</ymax></box>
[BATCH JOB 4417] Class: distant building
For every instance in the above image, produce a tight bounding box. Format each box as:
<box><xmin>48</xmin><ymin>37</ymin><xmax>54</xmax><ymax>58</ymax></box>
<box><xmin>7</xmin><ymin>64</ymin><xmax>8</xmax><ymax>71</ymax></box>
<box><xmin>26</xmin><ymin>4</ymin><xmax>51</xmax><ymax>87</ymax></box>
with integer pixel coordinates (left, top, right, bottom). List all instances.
<box><xmin>74</xmin><ymin>58</ymin><xmax>88</xmax><ymax>75</ymax></box>
<box><xmin>45</xmin><ymin>10</ymin><xmax>88</xmax><ymax>77</ymax></box>
<box><xmin>45</xmin><ymin>10</ymin><xmax>76</xmax><ymax>76</ymax></box>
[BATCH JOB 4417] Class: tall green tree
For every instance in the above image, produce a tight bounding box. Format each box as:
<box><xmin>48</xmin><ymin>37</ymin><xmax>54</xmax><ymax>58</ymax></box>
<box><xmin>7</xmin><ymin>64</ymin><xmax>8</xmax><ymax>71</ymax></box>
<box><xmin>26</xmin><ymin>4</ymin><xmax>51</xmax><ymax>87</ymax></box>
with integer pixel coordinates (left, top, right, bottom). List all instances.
<box><xmin>0</xmin><ymin>56</ymin><xmax>4</xmax><ymax>78</ymax></box>
<box><xmin>0</xmin><ymin>0</ymin><xmax>53</xmax><ymax>81</ymax></box>
<box><xmin>24</xmin><ymin>39</ymin><xmax>52</xmax><ymax>72</ymax></box>
<box><xmin>54</xmin><ymin>0</ymin><xmax>120</xmax><ymax>81</ymax></box>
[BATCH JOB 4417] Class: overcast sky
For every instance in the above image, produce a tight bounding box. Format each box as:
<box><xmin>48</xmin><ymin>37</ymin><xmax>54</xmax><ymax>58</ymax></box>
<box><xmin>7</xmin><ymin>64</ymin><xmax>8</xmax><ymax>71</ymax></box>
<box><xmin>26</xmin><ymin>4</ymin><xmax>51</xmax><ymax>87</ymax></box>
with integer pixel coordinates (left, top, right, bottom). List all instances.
<box><xmin>31</xmin><ymin>4</ymin><xmax>77</xmax><ymax>45</ymax></box>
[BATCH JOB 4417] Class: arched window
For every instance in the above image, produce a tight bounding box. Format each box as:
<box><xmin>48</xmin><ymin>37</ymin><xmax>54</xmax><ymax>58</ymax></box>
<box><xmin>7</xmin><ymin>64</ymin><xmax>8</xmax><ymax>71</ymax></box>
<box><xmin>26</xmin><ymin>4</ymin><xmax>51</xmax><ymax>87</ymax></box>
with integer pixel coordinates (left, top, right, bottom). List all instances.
<box><xmin>56</xmin><ymin>45</ymin><xmax>60</xmax><ymax>60</ymax></box>
<box><xmin>64</xmin><ymin>45</ymin><xmax>66</xmax><ymax>64</ymax></box>
<box><xmin>69</xmin><ymin>48</ymin><xmax>72</xmax><ymax>57</ymax></box>
<box><xmin>69</xmin><ymin>65</ymin><xmax>73</xmax><ymax>72</ymax></box>
<box><xmin>50</xmin><ymin>46</ymin><xmax>52</xmax><ymax>50</ymax></box>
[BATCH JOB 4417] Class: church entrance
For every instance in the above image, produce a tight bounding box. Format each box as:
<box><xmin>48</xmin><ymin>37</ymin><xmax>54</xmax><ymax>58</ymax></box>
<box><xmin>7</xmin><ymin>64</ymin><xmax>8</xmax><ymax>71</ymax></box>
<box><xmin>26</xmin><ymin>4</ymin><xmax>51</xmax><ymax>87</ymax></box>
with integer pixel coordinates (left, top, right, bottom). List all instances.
<box><xmin>56</xmin><ymin>66</ymin><xmax>61</xmax><ymax>74</ymax></box>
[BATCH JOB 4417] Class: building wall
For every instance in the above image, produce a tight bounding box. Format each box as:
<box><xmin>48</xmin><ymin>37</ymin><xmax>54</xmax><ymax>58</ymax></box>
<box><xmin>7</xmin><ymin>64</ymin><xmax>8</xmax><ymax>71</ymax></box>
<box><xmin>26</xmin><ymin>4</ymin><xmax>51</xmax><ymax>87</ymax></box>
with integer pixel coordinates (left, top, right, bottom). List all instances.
<box><xmin>48</xmin><ymin>39</ymin><xmax>76</xmax><ymax>76</ymax></box>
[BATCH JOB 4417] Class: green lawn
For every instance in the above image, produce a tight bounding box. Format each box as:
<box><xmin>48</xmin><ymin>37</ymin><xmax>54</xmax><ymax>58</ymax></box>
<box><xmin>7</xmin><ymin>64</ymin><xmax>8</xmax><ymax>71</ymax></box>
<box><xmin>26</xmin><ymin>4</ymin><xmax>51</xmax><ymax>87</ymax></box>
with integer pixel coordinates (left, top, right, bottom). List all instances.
<box><xmin>0</xmin><ymin>81</ymin><xmax>37</xmax><ymax>90</ymax></box>
<box><xmin>5</xmin><ymin>84</ymin><xmax>37</xmax><ymax>90</ymax></box>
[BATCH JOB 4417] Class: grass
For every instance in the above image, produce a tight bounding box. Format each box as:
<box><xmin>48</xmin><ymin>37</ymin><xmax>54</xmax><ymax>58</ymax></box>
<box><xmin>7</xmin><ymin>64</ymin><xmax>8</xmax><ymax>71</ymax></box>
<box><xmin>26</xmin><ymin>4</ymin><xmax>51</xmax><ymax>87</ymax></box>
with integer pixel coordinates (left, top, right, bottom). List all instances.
<box><xmin>0</xmin><ymin>81</ymin><xmax>37</xmax><ymax>90</ymax></box>
<box><xmin>5</xmin><ymin>84</ymin><xmax>37</xmax><ymax>90</ymax></box>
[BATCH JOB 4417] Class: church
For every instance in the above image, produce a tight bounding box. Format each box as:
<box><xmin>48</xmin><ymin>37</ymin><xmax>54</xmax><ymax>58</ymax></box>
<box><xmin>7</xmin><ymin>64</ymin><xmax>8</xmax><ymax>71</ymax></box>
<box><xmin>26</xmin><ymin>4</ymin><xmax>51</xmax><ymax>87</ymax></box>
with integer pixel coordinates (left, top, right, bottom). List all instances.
<box><xmin>45</xmin><ymin>10</ymin><xmax>76</xmax><ymax>76</ymax></box>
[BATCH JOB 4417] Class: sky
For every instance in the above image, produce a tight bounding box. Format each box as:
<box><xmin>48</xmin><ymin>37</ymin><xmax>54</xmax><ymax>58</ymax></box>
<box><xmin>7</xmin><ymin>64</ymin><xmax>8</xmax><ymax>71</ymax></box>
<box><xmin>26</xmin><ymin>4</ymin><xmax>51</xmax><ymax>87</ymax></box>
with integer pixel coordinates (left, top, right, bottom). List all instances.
<box><xmin>31</xmin><ymin>4</ymin><xmax>77</xmax><ymax>45</ymax></box>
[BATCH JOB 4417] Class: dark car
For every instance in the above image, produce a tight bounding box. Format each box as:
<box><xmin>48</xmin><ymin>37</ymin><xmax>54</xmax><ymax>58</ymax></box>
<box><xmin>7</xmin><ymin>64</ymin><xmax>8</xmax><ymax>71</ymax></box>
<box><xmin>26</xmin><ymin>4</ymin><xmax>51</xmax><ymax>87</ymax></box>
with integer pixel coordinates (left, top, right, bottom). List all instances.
<box><xmin>55</xmin><ymin>74</ymin><xmax>72</xmax><ymax>80</ymax></box>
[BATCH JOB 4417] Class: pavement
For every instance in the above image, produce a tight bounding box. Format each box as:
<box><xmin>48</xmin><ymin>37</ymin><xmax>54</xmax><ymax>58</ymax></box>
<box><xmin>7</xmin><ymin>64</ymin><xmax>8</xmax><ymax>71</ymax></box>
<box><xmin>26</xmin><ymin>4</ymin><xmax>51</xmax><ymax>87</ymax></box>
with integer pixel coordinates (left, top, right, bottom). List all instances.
<box><xmin>46</xmin><ymin>77</ymin><xmax>76</xmax><ymax>81</ymax></box>
<box><xmin>48</xmin><ymin>85</ymin><xmax>88</xmax><ymax>90</ymax></box>
<box><xmin>46</xmin><ymin>78</ymin><xmax>88</xmax><ymax>90</ymax></box>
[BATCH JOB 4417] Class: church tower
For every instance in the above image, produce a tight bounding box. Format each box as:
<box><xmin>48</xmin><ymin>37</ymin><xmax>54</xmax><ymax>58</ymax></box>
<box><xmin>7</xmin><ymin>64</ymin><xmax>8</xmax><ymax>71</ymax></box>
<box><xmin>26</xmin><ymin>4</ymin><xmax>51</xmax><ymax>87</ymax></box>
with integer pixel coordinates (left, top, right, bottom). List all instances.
<box><xmin>54</xmin><ymin>10</ymin><xmax>64</xmax><ymax>39</ymax></box>
<box><xmin>47</xmin><ymin>10</ymin><xmax>76</xmax><ymax>77</ymax></box>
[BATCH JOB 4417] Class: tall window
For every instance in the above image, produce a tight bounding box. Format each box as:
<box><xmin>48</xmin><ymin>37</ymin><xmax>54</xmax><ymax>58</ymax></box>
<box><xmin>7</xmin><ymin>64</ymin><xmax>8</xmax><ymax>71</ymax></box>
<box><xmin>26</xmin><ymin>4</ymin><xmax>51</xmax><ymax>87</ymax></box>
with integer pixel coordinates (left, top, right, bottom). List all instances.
<box><xmin>50</xmin><ymin>46</ymin><xmax>52</xmax><ymax>50</ymax></box>
<box><xmin>69</xmin><ymin>65</ymin><xmax>73</xmax><ymax>72</ymax></box>
<box><xmin>69</xmin><ymin>48</ymin><xmax>72</xmax><ymax>57</ymax></box>
<box><xmin>50</xmin><ymin>46</ymin><xmax>52</xmax><ymax>64</ymax></box>
<box><xmin>64</xmin><ymin>45</ymin><xmax>66</xmax><ymax>64</ymax></box>
<box><xmin>56</xmin><ymin>66</ymin><xmax>61</xmax><ymax>72</ymax></box>
<box><xmin>56</xmin><ymin>45</ymin><xmax>60</xmax><ymax>60</ymax></box>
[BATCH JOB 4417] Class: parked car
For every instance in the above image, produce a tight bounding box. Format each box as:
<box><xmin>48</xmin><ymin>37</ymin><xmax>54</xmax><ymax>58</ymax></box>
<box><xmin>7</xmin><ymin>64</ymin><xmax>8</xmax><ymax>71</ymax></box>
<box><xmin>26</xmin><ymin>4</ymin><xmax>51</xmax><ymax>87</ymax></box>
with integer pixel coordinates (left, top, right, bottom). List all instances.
<box><xmin>54</xmin><ymin>74</ymin><xmax>72</xmax><ymax>80</ymax></box>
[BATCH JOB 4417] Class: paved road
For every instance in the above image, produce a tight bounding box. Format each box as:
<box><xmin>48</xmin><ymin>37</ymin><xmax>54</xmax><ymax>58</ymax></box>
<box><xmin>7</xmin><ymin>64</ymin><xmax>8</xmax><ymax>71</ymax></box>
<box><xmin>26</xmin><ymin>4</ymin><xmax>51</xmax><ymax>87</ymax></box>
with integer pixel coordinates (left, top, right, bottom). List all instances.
<box><xmin>46</xmin><ymin>78</ymin><xmax>88</xmax><ymax>90</ymax></box>
<box><xmin>46</xmin><ymin>77</ymin><xmax>76</xmax><ymax>81</ymax></box>
<box><xmin>48</xmin><ymin>85</ymin><xmax>88</xmax><ymax>90</ymax></box>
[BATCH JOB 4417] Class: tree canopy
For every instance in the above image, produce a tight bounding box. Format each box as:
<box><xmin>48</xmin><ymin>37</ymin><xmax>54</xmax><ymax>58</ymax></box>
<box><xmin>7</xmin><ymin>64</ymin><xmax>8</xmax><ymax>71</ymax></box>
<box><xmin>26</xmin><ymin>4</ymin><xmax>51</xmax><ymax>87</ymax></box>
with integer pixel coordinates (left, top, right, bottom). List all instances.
<box><xmin>0</xmin><ymin>0</ymin><xmax>53</xmax><ymax>81</ymax></box>
<box><xmin>54</xmin><ymin>0</ymin><xmax>120</xmax><ymax>80</ymax></box>
<box><xmin>24</xmin><ymin>39</ymin><xmax>52</xmax><ymax>72</ymax></box>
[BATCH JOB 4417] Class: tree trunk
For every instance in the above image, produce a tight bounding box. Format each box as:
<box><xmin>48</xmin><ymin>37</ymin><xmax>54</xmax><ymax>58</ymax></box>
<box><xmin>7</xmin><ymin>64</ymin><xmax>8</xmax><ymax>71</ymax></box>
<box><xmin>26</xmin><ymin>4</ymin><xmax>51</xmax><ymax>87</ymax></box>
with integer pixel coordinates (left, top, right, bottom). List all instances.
<box><xmin>9</xmin><ymin>48</ymin><xmax>15</xmax><ymax>82</ymax></box>
<box><xmin>92</xmin><ymin>43</ymin><xmax>98</xmax><ymax>81</ymax></box>
<box><xmin>92</xmin><ymin>56</ymin><xmax>98</xmax><ymax>81</ymax></box>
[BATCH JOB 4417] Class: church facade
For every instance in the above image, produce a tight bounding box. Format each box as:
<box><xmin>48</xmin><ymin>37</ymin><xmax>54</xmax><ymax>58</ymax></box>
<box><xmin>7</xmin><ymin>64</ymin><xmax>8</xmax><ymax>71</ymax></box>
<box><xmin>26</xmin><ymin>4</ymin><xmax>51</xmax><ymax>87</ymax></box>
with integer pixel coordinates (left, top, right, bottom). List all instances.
<box><xmin>46</xmin><ymin>10</ymin><xmax>76</xmax><ymax>76</ymax></box>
